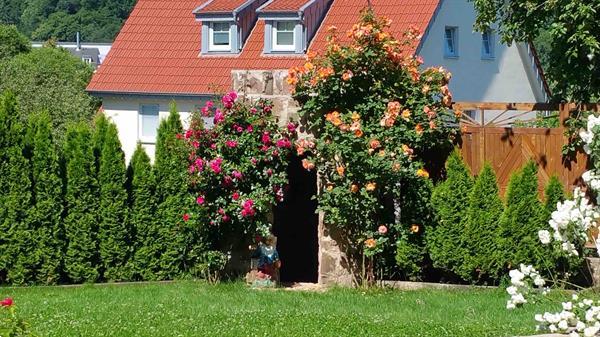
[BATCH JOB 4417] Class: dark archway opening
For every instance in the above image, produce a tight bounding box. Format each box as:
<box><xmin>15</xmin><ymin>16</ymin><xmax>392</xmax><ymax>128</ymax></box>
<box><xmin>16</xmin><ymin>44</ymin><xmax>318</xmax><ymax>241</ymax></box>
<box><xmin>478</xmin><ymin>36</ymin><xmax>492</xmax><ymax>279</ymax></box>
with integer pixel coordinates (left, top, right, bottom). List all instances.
<box><xmin>273</xmin><ymin>154</ymin><xmax>318</xmax><ymax>283</ymax></box>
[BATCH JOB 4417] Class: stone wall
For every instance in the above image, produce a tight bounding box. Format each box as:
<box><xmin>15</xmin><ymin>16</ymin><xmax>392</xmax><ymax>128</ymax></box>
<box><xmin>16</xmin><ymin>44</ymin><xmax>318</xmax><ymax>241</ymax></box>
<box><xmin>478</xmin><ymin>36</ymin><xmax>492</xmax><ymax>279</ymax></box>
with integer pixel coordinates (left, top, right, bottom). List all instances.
<box><xmin>231</xmin><ymin>69</ymin><xmax>353</xmax><ymax>286</ymax></box>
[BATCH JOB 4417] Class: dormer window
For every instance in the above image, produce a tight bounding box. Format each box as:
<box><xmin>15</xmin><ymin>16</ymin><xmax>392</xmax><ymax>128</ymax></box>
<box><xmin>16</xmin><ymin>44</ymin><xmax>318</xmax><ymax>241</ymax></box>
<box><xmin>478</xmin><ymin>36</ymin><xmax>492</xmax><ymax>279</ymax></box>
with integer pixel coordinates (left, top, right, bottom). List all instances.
<box><xmin>272</xmin><ymin>21</ymin><xmax>295</xmax><ymax>51</ymax></box>
<box><xmin>209</xmin><ymin>22</ymin><xmax>231</xmax><ymax>51</ymax></box>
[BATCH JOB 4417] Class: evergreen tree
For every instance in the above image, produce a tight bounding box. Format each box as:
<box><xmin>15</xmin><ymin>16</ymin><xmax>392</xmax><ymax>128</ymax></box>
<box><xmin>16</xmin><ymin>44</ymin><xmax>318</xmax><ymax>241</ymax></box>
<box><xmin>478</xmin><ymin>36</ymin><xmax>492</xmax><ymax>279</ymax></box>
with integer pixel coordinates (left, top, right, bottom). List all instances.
<box><xmin>63</xmin><ymin>122</ymin><xmax>99</xmax><ymax>283</ymax></box>
<box><xmin>128</xmin><ymin>144</ymin><xmax>160</xmax><ymax>281</ymax></box>
<box><xmin>544</xmin><ymin>176</ymin><xmax>566</xmax><ymax>218</ymax></box>
<box><xmin>92</xmin><ymin>114</ymin><xmax>109</xmax><ymax>174</ymax></box>
<box><xmin>154</xmin><ymin>103</ymin><xmax>193</xmax><ymax>279</ymax></box>
<box><xmin>428</xmin><ymin>150</ymin><xmax>474</xmax><ymax>278</ymax></box>
<box><xmin>0</xmin><ymin>91</ymin><xmax>34</xmax><ymax>285</ymax></box>
<box><xmin>29</xmin><ymin>111</ymin><xmax>64</xmax><ymax>284</ymax></box>
<box><xmin>497</xmin><ymin>161</ymin><xmax>547</xmax><ymax>274</ymax></box>
<box><xmin>460</xmin><ymin>163</ymin><xmax>504</xmax><ymax>283</ymax></box>
<box><xmin>97</xmin><ymin>121</ymin><xmax>130</xmax><ymax>281</ymax></box>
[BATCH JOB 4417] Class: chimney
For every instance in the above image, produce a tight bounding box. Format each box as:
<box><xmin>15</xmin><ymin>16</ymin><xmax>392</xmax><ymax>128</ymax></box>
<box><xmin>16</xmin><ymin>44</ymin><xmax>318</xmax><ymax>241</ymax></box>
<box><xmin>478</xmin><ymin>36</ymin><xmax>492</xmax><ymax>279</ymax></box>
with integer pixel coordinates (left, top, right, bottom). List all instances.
<box><xmin>76</xmin><ymin>32</ymin><xmax>81</xmax><ymax>50</ymax></box>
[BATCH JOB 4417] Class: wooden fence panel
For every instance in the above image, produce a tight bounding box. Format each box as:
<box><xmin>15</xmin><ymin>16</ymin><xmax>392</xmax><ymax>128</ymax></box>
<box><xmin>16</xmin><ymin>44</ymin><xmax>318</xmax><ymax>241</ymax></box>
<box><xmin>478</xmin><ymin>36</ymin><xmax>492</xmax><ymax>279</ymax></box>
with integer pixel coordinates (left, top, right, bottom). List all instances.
<box><xmin>455</xmin><ymin>102</ymin><xmax>595</xmax><ymax>197</ymax></box>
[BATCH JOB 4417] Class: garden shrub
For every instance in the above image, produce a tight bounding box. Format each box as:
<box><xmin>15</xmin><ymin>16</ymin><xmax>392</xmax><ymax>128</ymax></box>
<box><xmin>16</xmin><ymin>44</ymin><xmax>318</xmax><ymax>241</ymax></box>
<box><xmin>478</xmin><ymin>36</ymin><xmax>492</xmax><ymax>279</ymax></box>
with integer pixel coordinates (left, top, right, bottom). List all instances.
<box><xmin>543</xmin><ymin>175</ymin><xmax>565</xmax><ymax>218</ymax></box>
<box><xmin>128</xmin><ymin>144</ymin><xmax>160</xmax><ymax>281</ymax></box>
<box><xmin>185</xmin><ymin>94</ymin><xmax>296</xmax><ymax>255</ymax></box>
<box><xmin>395</xmin><ymin>176</ymin><xmax>435</xmax><ymax>280</ymax></box>
<box><xmin>0</xmin><ymin>91</ymin><xmax>34</xmax><ymax>285</ymax></box>
<box><xmin>428</xmin><ymin>149</ymin><xmax>473</xmax><ymax>278</ymax></box>
<box><xmin>497</xmin><ymin>161</ymin><xmax>548</xmax><ymax>274</ymax></box>
<box><xmin>29</xmin><ymin>111</ymin><xmax>64</xmax><ymax>285</ymax></box>
<box><xmin>63</xmin><ymin>122</ymin><xmax>100</xmax><ymax>283</ymax></box>
<box><xmin>154</xmin><ymin>103</ymin><xmax>196</xmax><ymax>279</ymax></box>
<box><xmin>460</xmin><ymin>163</ymin><xmax>504</xmax><ymax>283</ymax></box>
<box><xmin>97</xmin><ymin>120</ymin><xmax>130</xmax><ymax>281</ymax></box>
<box><xmin>289</xmin><ymin>10</ymin><xmax>457</xmax><ymax>282</ymax></box>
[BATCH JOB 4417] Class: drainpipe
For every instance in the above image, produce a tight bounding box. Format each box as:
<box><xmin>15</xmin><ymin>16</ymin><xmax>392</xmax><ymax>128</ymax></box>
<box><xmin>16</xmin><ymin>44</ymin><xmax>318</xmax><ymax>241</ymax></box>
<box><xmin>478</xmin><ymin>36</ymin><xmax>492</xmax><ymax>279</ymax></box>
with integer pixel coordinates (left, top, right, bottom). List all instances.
<box><xmin>76</xmin><ymin>32</ymin><xmax>81</xmax><ymax>51</ymax></box>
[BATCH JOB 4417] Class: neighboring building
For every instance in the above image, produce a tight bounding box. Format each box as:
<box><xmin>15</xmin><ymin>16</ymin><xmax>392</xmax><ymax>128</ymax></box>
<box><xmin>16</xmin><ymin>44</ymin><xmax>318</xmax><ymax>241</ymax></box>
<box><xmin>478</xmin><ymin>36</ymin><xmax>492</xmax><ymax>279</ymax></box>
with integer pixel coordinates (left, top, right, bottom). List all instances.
<box><xmin>87</xmin><ymin>0</ymin><xmax>549</xmax><ymax>162</ymax></box>
<box><xmin>32</xmin><ymin>36</ymin><xmax>112</xmax><ymax>69</ymax></box>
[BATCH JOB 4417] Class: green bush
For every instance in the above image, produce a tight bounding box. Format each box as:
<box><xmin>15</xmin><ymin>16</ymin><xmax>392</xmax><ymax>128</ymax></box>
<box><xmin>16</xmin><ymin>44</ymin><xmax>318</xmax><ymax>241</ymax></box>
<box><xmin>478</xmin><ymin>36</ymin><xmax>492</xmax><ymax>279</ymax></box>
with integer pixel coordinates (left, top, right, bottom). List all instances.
<box><xmin>428</xmin><ymin>150</ymin><xmax>473</xmax><ymax>278</ymax></box>
<box><xmin>0</xmin><ymin>24</ymin><xmax>30</xmax><ymax>61</ymax></box>
<box><xmin>460</xmin><ymin>163</ymin><xmax>504</xmax><ymax>283</ymax></box>
<box><xmin>544</xmin><ymin>175</ymin><xmax>566</xmax><ymax>218</ymax></box>
<box><xmin>63</xmin><ymin>122</ymin><xmax>99</xmax><ymax>283</ymax></box>
<box><xmin>0</xmin><ymin>91</ymin><xmax>34</xmax><ymax>285</ymax></box>
<box><xmin>97</xmin><ymin>119</ymin><xmax>130</xmax><ymax>281</ymax></box>
<box><xmin>154</xmin><ymin>103</ymin><xmax>195</xmax><ymax>279</ymax></box>
<box><xmin>29</xmin><ymin>111</ymin><xmax>64</xmax><ymax>285</ymax></box>
<box><xmin>497</xmin><ymin>161</ymin><xmax>547</xmax><ymax>274</ymax></box>
<box><xmin>128</xmin><ymin>144</ymin><xmax>160</xmax><ymax>281</ymax></box>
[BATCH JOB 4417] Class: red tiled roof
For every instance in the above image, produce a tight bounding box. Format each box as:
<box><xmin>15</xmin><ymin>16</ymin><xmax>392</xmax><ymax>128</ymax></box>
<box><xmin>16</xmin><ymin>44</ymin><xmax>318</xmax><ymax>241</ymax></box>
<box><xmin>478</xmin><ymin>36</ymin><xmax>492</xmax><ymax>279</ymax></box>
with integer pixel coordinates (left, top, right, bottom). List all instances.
<box><xmin>195</xmin><ymin>0</ymin><xmax>250</xmax><ymax>14</ymax></box>
<box><xmin>87</xmin><ymin>0</ymin><xmax>441</xmax><ymax>96</ymax></box>
<box><xmin>258</xmin><ymin>0</ymin><xmax>311</xmax><ymax>12</ymax></box>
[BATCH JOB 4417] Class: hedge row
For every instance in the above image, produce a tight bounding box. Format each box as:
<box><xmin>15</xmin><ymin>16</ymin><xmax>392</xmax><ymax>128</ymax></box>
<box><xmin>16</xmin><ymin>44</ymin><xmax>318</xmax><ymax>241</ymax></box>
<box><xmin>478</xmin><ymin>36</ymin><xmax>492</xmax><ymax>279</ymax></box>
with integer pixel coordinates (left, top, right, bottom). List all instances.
<box><xmin>428</xmin><ymin>150</ymin><xmax>570</xmax><ymax>284</ymax></box>
<box><xmin>0</xmin><ymin>91</ymin><xmax>203</xmax><ymax>285</ymax></box>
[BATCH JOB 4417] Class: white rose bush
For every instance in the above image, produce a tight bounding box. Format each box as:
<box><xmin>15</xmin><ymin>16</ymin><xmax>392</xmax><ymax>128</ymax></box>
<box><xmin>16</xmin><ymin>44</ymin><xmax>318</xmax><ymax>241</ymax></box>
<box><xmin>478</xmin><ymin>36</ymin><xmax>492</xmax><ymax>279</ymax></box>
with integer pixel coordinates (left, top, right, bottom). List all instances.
<box><xmin>506</xmin><ymin>115</ymin><xmax>600</xmax><ymax>336</ymax></box>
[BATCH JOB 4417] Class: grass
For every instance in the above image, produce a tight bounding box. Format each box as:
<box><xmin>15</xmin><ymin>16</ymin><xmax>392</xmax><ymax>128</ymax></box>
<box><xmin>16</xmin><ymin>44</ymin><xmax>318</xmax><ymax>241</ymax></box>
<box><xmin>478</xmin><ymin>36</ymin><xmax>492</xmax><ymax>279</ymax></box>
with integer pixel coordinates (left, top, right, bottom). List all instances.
<box><xmin>1</xmin><ymin>281</ymin><xmax>563</xmax><ymax>337</ymax></box>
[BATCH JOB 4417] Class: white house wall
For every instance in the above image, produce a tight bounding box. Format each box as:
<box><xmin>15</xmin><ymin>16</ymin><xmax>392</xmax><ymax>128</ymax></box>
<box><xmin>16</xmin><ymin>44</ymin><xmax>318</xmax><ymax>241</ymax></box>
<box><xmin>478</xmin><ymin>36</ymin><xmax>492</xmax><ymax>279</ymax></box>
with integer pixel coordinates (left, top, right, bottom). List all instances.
<box><xmin>101</xmin><ymin>95</ymin><xmax>201</xmax><ymax>162</ymax></box>
<box><xmin>418</xmin><ymin>0</ymin><xmax>546</xmax><ymax>103</ymax></box>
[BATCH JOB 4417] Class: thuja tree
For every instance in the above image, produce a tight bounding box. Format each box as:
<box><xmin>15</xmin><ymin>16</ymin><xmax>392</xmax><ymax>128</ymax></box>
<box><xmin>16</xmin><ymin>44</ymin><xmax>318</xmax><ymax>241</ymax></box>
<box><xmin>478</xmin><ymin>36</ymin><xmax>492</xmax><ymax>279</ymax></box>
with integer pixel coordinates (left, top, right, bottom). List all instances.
<box><xmin>97</xmin><ymin>120</ymin><xmax>130</xmax><ymax>281</ymax></box>
<box><xmin>63</xmin><ymin>122</ymin><xmax>99</xmax><ymax>283</ymax></box>
<box><xmin>428</xmin><ymin>149</ymin><xmax>473</xmax><ymax>279</ymax></box>
<box><xmin>0</xmin><ymin>91</ymin><xmax>34</xmax><ymax>285</ymax></box>
<box><xmin>498</xmin><ymin>162</ymin><xmax>551</xmax><ymax>275</ymax></box>
<box><xmin>29</xmin><ymin>111</ymin><xmax>64</xmax><ymax>284</ymax></box>
<box><xmin>543</xmin><ymin>176</ymin><xmax>565</xmax><ymax>219</ymax></box>
<box><xmin>289</xmin><ymin>10</ymin><xmax>457</xmax><ymax>281</ymax></box>
<box><xmin>185</xmin><ymin>94</ymin><xmax>296</xmax><ymax>253</ymax></box>
<box><xmin>460</xmin><ymin>163</ymin><xmax>504</xmax><ymax>283</ymax></box>
<box><xmin>128</xmin><ymin>144</ymin><xmax>159</xmax><ymax>281</ymax></box>
<box><xmin>154</xmin><ymin>103</ymin><xmax>195</xmax><ymax>279</ymax></box>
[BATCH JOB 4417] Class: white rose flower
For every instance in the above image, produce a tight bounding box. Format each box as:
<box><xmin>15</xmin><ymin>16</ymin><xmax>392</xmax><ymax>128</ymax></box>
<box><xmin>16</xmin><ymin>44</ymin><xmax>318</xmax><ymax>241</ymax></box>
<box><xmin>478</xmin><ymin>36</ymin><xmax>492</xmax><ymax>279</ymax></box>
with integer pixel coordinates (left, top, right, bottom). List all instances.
<box><xmin>535</xmin><ymin>314</ymin><xmax>544</xmax><ymax>322</ymax></box>
<box><xmin>559</xmin><ymin>320</ymin><xmax>569</xmax><ymax>330</ymax></box>
<box><xmin>506</xmin><ymin>301</ymin><xmax>516</xmax><ymax>310</ymax></box>
<box><xmin>534</xmin><ymin>276</ymin><xmax>545</xmax><ymax>287</ymax></box>
<box><xmin>564</xmin><ymin>302</ymin><xmax>574</xmax><ymax>311</ymax></box>
<box><xmin>538</xmin><ymin>230</ymin><xmax>551</xmax><ymax>244</ymax></box>
<box><xmin>584</xmin><ymin>326</ymin><xmax>600</xmax><ymax>337</ymax></box>
<box><xmin>506</xmin><ymin>286</ymin><xmax>518</xmax><ymax>296</ymax></box>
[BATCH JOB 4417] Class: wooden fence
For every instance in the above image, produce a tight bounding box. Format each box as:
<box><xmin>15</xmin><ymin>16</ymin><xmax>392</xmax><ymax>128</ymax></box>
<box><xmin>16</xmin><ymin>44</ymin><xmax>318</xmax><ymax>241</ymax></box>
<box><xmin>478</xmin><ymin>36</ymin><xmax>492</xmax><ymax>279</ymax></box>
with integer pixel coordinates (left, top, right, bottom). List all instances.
<box><xmin>455</xmin><ymin>102</ymin><xmax>600</xmax><ymax>196</ymax></box>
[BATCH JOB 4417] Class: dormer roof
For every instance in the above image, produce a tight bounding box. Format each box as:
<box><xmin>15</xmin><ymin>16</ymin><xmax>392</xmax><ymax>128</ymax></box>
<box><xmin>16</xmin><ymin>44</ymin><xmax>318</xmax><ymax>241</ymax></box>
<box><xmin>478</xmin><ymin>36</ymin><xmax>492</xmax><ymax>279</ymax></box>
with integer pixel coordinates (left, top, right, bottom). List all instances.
<box><xmin>257</xmin><ymin>0</ymin><xmax>313</xmax><ymax>13</ymax></box>
<box><xmin>87</xmin><ymin>0</ymin><xmax>441</xmax><ymax>96</ymax></box>
<box><xmin>194</xmin><ymin>0</ymin><xmax>255</xmax><ymax>15</ymax></box>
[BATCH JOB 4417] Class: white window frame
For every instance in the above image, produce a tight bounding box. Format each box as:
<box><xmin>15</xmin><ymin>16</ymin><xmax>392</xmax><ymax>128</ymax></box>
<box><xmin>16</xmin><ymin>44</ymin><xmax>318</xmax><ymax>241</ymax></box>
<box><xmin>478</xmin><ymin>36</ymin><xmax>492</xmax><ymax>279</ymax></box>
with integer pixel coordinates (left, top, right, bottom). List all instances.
<box><xmin>272</xmin><ymin>21</ymin><xmax>296</xmax><ymax>52</ymax></box>
<box><xmin>481</xmin><ymin>29</ymin><xmax>495</xmax><ymax>59</ymax></box>
<box><xmin>444</xmin><ymin>26</ymin><xmax>458</xmax><ymax>58</ymax></box>
<box><xmin>138</xmin><ymin>104</ymin><xmax>160</xmax><ymax>144</ymax></box>
<box><xmin>82</xmin><ymin>56</ymin><xmax>93</xmax><ymax>64</ymax></box>
<box><xmin>209</xmin><ymin>22</ymin><xmax>231</xmax><ymax>52</ymax></box>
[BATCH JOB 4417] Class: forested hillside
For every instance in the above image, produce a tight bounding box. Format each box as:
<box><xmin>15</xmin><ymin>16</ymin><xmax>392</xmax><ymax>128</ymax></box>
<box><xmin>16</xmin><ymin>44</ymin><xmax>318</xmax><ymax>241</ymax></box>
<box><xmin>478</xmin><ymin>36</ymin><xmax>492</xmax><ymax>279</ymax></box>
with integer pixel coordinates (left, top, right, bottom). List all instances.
<box><xmin>0</xmin><ymin>0</ymin><xmax>136</xmax><ymax>42</ymax></box>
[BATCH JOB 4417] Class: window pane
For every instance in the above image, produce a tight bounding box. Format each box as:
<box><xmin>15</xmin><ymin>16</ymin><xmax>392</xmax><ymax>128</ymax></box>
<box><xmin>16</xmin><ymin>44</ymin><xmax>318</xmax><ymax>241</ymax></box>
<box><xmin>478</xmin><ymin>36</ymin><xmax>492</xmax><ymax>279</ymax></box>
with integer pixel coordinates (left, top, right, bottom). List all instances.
<box><xmin>140</xmin><ymin>105</ymin><xmax>159</xmax><ymax>139</ymax></box>
<box><xmin>482</xmin><ymin>31</ymin><xmax>492</xmax><ymax>56</ymax></box>
<box><xmin>213</xmin><ymin>22</ymin><xmax>229</xmax><ymax>32</ymax></box>
<box><xmin>277</xmin><ymin>32</ymin><xmax>294</xmax><ymax>45</ymax></box>
<box><xmin>276</xmin><ymin>21</ymin><xmax>295</xmax><ymax>32</ymax></box>
<box><xmin>445</xmin><ymin>28</ymin><xmax>456</xmax><ymax>55</ymax></box>
<box><xmin>213</xmin><ymin>32</ymin><xmax>229</xmax><ymax>45</ymax></box>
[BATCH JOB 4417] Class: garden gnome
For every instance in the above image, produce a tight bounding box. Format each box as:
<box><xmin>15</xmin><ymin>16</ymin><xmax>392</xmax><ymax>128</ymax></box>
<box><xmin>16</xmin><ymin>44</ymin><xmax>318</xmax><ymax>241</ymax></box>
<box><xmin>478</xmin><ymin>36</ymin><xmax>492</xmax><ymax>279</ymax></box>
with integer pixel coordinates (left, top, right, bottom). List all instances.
<box><xmin>250</xmin><ymin>234</ymin><xmax>281</xmax><ymax>285</ymax></box>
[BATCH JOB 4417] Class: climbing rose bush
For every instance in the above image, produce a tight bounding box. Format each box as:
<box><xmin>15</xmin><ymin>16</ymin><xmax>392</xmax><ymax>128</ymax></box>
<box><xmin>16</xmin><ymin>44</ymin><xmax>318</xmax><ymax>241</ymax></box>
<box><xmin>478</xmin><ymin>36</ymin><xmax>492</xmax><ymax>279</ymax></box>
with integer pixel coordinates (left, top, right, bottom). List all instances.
<box><xmin>185</xmin><ymin>93</ymin><xmax>296</xmax><ymax>247</ymax></box>
<box><xmin>289</xmin><ymin>10</ymin><xmax>458</xmax><ymax>278</ymax></box>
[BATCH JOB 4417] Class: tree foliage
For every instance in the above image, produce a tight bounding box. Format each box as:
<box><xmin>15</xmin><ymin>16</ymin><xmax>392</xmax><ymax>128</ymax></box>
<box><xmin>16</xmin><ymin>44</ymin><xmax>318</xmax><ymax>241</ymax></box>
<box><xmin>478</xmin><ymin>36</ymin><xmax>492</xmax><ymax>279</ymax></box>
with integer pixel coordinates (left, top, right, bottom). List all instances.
<box><xmin>460</xmin><ymin>163</ymin><xmax>504</xmax><ymax>283</ymax></box>
<box><xmin>128</xmin><ymin>144</ymin><xmax>160</xmax><ymax>281</ymax></box>
<box><xmin>470</xmin><ymin>0</ymin><xmax>600</xmax><ymax>101</ymax></box>
<box><xmin>96</xmin><ymin>118</ymin><xmax>130</xmax><ymax>281</ymax></box>
<box><xmin>0</xmin><ymin>47</ymin><xmax>98</xmax><ymax>142</ymax></box>
<box><xmin>29</xmin><ymin>111</ymin><xmax>64</xmax><ymax>285</ymax></box>
<box><xmin>1</xmin><ymin>0</ymin><xmax>136</xmax><ymax>42</ymax></box>
<box><xmin>428</xmin><ymin>149</ymin><xmax>473</xmax><ymax>278</ymax></box>
<box><xmin>0</xmin><ymin>24</ymin><xmax>30</xmax><ymax>61</ymax></box>
<box><xmin>63</xmin><ymin>122</ymin><xmax>99</xmax><ymax>283</ymax></box>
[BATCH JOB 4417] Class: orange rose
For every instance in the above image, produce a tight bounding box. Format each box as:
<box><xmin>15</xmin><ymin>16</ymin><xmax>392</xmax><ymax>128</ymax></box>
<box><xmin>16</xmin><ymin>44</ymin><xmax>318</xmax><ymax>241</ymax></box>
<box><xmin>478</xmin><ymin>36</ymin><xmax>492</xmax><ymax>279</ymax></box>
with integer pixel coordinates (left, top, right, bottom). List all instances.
<box><xmin>429</xmin><ymin>120</ymin><xmax>437</xmax><ymax>129</ymax></box>
<box><xmin>364</xmin><ymin>238</ymin><xmax>377</xmax><ymax>249</ymax></box>
<box><xmin>340</xmin><ymin>124</ymin><xmax>350</xmax><ymax>131</ymax></box>
<box><xmin>422</xmin><ymin>85</ymin><xmax>430</xmax><ymax>94</ymax></box>
<box><xmin>351</xmin><ymin>112</ymin><xmax>360</xmax><ymax>121</ymax></box>
<box><xmin>369</xmin><ymin>139</ymin><xmax>381</xmax><ymax>149</ymax></box>
<box><xmin>378</xmin><ymin>150</ymin><xmax>386</xmax><ymax>157</ymax></box>
<box><xmin>350</xmin><ymin>184</ymin><xmax>359</xmax><ymax>193</ymax></box>
<box><xmin>302</xmin><ymin>159</ymin><xmax>315</xmax><ymax>171</ymax></box>
<box><xmin>454</xmin><ymin>109</ymin><xmax>463</xmax><ymax>118</ymax></box>
<box><xmin>333</xmin><ymin>118</ymin><xmax>343</xmax><ymax>127</ymax></box>
<box><xmin>401</xmin><ymin>144</ymin><xmax>413</xmax><ymax>156</ymax></box>
<box><xmin>336</xmin><ymin>166</ymin><xmax>345</xmax><ymax>176</ymax></box>
<box><xmin>342</xmin><ymin>71</ymin><xmax>353</xmax><ymax>81</ymax></box>
<box><xmin>366</xmin><ymin>182</ymin><xmax>376</xmax><ymax>191</ymax></box>
<box><xmin>354</xmin><ymin>129</ymin><xmax>364</xmax><ymax>138</ymax></box>
<box><xmin>296</xmin><ymin>146</ymin><xmax>305</xmax><ymax>156</ymax></box>
<box><xmin>410</xmin><ymin>224</ymin><xmax>420</xmax><ymax>233</ymax></box>
<box><xmin>415</xmin><ymin>123</ymin><xmax>424</xmax><ymax>135</ymax></box>
<box><xmin>416</xmin><ymin>168</ymin><xmax>429</xmax><ymax>178</ymax></box>
<box><xmin>304</xmin><ymin>62</ymin><xmax>314</xmax><ymax>72</ymax></box>
<box><xmin>392</xmin><ymin>162</ymin><xmax>401</xmax><ymax>171</ymax></box>
<box><xmin>387</xmin><ymin>101</ymin><xmax>401</xmax><ymax>115</ymax></box>
<box><xmin>401</xmin><ymin>109</ymin><xmax>411</xmax><ymax>121</ymax></box>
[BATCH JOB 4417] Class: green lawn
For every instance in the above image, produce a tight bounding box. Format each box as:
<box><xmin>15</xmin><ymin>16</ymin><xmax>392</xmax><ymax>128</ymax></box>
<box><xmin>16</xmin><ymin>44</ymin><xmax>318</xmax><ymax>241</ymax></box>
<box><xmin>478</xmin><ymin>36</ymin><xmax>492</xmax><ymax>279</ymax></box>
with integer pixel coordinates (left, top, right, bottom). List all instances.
<box><xmin>1</xmin><ymin>281</ymin><xmax>558</xmax><ymax>337</ymax></box>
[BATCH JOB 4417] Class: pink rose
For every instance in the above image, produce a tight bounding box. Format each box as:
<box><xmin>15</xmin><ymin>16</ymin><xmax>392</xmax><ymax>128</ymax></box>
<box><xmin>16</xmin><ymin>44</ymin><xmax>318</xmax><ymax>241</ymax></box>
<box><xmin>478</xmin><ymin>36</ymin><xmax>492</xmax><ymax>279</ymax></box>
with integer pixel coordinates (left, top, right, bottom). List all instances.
<box><xmin>287</xmin><ymin>122</ymin><xmax>297</xmax><ymax>133</ymax></box>
<box><xmin>246</xmin><ymin>125</ymin><xmax>254</xmax><ymax>132</ymax></box>
<box><xmin>261</xmin><ymin>132</ymin><xmax>271</xmax><ymax>144</ymax></box>
<box><xmin>196</xmin><ymin>196</ymin><xmax>205</xmax><ymax>205</ymax></box>
<box><xmin>232</xmin><ymin>192</ymin><xmax>240</xmax><ymax>200</ymax></box>
<box><xmin>378</xmin><ymin>225</ymin><xmax>388</xmax><ymax>235</ymax></box>
<box><xmin>225</xmin><ymin>140</ymin><xmax>238</xmax><ymax>148</ymax></box>
<box><xmin>182</xmin><ymin>214</ymin><xmax>190</xmax><ymax>222</ymax></box>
